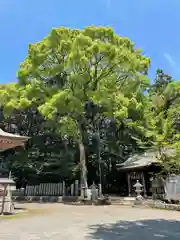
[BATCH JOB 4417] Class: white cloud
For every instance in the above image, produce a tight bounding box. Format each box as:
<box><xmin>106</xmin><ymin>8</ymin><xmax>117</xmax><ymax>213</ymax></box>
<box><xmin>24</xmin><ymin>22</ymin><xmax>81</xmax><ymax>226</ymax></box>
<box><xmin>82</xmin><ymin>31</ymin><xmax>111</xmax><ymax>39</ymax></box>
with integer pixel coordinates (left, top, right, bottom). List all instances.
<box><xmin>163</xmin><ymin>53</ymin><xmax>177</xmax><ymax>68</ymax></box>
<box><xmin>105</xmin><ymin>0</ymin><xmax>111</xmax><ymax>9</ymax></box>
<box><xmin>163</xmin><ymin>52</ymin><xmax>180</xmax><ymax>77</ymax></box>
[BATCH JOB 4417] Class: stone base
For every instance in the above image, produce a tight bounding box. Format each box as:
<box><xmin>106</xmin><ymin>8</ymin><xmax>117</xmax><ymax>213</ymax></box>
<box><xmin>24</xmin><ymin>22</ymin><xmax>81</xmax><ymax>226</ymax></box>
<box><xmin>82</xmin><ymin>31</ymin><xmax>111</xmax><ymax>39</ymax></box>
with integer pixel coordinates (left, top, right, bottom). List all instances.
<box><xmin>123</xmin><ymin>197</ymin><xmax>136</xmax><ymax>201</ymax></box>
<box><xmin>134</xmin><ymin>199</ymin><xmax>143</xmax><ymax>206</ymax></box>
<box><xmin>12</xmin><ymin>196</ymin><xmax>78</xmax><ymax>203</ymax></box>
<box><xmin>2</xmin><ymin>202</ymin><xmax>14</xmax><ymax>214</ymax></box>
<box><xmin>80</xmin><ymin>188</ymin><xmax>96</xmax><ymax>200</ymax></box>
<box><xmin>122</xmin><ymin>197</ymin><xmax>136</xmax><ymax>205</ymax></box>
<box><xmin>0</xmin><ymin>197</ymin><xmax>14</xmax><ymax>215</ymax></box>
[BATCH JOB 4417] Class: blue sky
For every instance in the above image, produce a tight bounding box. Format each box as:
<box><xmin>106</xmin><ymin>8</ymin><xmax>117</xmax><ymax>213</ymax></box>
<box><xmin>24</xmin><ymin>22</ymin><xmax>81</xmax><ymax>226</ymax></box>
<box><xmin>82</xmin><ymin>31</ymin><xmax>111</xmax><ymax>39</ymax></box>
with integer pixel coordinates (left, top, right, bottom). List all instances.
<box><xmin>0</xmin><ymin>0</ymin><xmax>180</xmax><ymax>83</ymax></box>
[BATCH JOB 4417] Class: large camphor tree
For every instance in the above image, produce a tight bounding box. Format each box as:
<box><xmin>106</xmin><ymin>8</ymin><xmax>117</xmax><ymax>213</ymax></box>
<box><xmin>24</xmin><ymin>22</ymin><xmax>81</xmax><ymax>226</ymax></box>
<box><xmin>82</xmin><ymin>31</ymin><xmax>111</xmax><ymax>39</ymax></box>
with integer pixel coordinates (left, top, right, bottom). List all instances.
<box><xmin>2</xmin><ymin>26</ymin><xmax>151</xmax><ymax>191</ymax></box>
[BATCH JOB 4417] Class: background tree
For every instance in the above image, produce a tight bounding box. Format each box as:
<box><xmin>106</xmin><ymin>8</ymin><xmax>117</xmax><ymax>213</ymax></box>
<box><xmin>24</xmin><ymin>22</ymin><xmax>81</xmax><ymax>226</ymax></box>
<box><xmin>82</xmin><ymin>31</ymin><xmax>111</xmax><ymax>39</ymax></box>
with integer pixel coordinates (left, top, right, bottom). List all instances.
<box><xmin>148</xmin><ymin>70</ymin><xmax>180</xmax><ymax>175</ymax></box>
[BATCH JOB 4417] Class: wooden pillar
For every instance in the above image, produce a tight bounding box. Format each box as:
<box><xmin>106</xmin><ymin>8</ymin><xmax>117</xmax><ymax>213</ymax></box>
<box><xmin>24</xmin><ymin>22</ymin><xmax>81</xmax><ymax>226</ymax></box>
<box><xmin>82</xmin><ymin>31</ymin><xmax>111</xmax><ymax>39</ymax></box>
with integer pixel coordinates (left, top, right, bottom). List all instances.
<box><xmin>142</xmin><ymin>172</ymin><xmax>147</xmax><ymax>198</ymax></box>
<box><xmin>127</xmin><ymin>173</ymin><xmax>131</xmax><ymax>197</ymax></box>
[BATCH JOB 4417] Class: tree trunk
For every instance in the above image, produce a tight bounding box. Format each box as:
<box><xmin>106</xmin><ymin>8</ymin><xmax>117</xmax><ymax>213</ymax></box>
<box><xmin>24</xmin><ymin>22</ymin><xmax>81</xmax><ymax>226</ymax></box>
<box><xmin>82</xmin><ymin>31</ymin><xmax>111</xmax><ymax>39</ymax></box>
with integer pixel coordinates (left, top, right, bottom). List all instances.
<box><xmin>79</xmin><ymin>141</ymin><xmax>88</xmax><ymax>191</ymax></box>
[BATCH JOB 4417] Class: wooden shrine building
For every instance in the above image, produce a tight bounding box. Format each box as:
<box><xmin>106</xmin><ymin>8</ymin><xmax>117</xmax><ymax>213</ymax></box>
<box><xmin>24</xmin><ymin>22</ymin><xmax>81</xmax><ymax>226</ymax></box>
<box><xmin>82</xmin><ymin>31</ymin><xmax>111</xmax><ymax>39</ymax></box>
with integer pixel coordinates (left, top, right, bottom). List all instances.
<box><xmin>116</xmin><ymin>151</ymin><xmax>161</xmax><ymax>197</ymax></box>
<box><xmin>0</xmin><ymin>128</ymin><xmax>30</xmax><ymax>176</ymax></box>
<box><xmin>0</xmin><ymin>128</ymin><xmax>29</xmax><ymax>151</ymax></box>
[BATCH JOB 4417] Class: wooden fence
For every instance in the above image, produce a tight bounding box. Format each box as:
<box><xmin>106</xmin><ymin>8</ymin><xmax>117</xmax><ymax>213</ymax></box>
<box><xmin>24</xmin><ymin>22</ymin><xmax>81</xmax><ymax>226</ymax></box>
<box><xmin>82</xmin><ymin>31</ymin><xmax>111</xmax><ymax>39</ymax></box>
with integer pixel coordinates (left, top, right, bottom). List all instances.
<box><xmin>12</xmin><ymin>180</ymin><xmax>80</xmax><ymax>197</ymax></box>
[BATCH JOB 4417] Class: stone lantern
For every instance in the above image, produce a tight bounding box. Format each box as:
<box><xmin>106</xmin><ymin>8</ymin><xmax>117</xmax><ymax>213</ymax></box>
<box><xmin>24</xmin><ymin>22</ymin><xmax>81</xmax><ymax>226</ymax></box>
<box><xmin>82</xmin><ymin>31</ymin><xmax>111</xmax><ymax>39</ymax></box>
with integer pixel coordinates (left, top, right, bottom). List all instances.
<box><xmin>133</xmin><ymin>180</ymin><xmax>143</xmax><ymax>200</ymax></box>
<box><xmin>0</xmin><ymin>178</ymin><xmax>15</xmax><ymax>214</ymax></box>
<box><xmin>0</xmin><ymin>128</ymin><xmax>29</xmax><ymax>215</ymax></box>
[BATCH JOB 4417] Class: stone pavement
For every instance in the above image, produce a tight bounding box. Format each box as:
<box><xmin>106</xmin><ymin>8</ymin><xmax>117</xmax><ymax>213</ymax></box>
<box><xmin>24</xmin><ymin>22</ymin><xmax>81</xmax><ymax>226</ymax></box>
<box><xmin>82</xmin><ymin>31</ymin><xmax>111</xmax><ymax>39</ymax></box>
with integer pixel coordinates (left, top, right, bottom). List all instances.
<box><xmin>0</xmin><ymin>204</ymin><xmax>180</xmax><ymax>239</ymax></box>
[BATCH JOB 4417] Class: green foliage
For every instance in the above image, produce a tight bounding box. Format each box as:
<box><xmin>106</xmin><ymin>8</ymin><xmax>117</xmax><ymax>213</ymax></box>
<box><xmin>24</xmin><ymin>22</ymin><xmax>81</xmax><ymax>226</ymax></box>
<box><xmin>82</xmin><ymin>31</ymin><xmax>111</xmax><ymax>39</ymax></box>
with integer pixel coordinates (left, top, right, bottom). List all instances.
<box><xmin>16</xmin><ymin>26</ymin><xmax>150</xmax><ymax>140</ymax></box>
<box><xmin>149</xmin><ymin>70</ymin><xmax>180</xmax><ymax>175</ymax></box>
<box><xmin>9</xmin><ymin>26</ymin><xmax>151</xmax><ymax>187</ymax></box>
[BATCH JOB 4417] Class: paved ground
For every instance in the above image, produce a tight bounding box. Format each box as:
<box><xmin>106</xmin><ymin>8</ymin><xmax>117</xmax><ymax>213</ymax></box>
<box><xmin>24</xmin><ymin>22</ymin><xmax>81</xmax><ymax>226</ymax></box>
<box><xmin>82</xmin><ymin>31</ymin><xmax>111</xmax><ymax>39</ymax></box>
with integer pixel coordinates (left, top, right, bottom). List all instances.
<box><xmin>0</xmin><ymin>204</ymin><xmax>180</xmax><ymax>239</ymax></box>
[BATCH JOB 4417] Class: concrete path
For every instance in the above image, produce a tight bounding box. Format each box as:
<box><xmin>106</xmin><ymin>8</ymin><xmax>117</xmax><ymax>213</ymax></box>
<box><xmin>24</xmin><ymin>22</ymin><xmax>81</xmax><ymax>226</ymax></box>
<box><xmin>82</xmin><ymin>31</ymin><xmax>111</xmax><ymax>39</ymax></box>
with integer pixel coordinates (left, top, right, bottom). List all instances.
<box><xmin>0</xmin><ymin>204</ymin><xmax>180</xmax><ymax>239</ymax></box>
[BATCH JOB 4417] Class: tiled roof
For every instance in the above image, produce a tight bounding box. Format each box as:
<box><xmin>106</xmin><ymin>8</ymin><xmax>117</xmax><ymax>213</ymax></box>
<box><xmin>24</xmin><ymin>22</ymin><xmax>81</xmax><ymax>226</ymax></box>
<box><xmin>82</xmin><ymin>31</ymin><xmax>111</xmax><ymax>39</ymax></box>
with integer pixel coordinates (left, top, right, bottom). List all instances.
<box><xmin>0</xmin><ymin>129</ymin><xmax>29</xmax><ymax>140</ymax></box>
<box><xmin>116</xmin><ymin>149</ymin><xmax>175</xmax><ymax>170</ymax></box>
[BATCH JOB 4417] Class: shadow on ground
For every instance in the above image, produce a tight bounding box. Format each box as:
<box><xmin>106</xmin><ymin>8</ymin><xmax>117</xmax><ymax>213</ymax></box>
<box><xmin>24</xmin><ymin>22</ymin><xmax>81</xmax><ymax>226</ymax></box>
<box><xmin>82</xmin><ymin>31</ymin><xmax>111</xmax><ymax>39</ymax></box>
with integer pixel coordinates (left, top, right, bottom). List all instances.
<box><xmin>14</xmin><ymin>206</ymin><xmax>27</xmax><ymax>210</ymax></box>
<box><xmin>88</xmin><ymin>219</ymin><xmax>180</xmax><ymax>239</ymax></box>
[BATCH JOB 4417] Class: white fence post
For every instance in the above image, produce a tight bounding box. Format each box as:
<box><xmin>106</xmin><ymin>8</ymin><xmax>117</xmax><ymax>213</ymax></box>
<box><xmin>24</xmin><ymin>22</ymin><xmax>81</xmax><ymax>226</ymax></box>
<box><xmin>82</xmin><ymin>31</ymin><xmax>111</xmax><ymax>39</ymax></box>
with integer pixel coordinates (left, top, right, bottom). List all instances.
<box><xmin>62</xmin><ymin>181</ymin><xmax>66</xmax><ymax>196</ymax></box>
<box><xmin>75</xmin><ymin>180</ymin><xmax>79</xmax><ymax>196</ymax></box>
<box><xmin>70</xmin><ymin>184</ymin><xmax>74</xmax><ymax>196</ymax></box>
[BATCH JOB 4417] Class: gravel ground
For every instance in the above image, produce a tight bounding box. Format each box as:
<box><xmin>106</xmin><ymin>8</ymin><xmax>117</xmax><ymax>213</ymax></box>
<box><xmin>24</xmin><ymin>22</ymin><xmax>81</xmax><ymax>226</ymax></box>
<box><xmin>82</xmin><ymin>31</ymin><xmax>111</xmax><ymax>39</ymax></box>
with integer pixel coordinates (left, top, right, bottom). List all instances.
<box><xmin>0</xmin><ymin>204</ymin><xmax>180</xmax><ymax>239</ymax></box>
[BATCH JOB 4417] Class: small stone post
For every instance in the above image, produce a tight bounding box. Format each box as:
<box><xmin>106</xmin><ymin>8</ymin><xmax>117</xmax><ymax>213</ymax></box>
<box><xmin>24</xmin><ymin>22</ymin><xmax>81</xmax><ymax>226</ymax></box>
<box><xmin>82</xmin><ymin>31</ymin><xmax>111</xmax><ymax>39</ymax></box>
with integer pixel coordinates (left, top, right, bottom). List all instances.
<box><xmin>75</xmin><ymin>180</ymin><xmax>79</xmax><ymax>196</ymax></box>
<box><xmin>70</xmin><ymin>184</ymin><xmax>74</xmax><ymax>196</ymax></box>
<box><xmin>81</xmin><ymin>185</ymin><xmax>87</xmax><ymax>199</ymax></box>
<box><xmin>98</xmin><ymin>184</ymin><xmax>102</xmax><ymax>198</ymax></box>
<box><xmin>127</xmin><ymin>173</ymin><xmax>131</xmax><ymax>197</ymax></box>
<box><xmin>62</xmin><ymin>181</ymin><xmax>66</xmax><ymax>196</ymax></box>
<box><xmin>91</xmin><ymin>183</ymin><xmax>98</xmax><ymax>202</ymax></box>
<box><xmin>142</xmin><ymin>172</ymin><xmax>147</xmax><ymax>197</ymax></box>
